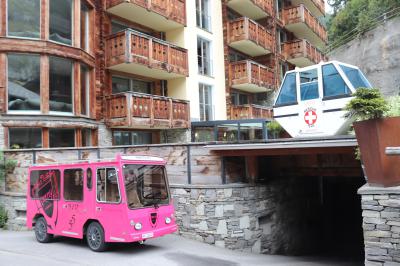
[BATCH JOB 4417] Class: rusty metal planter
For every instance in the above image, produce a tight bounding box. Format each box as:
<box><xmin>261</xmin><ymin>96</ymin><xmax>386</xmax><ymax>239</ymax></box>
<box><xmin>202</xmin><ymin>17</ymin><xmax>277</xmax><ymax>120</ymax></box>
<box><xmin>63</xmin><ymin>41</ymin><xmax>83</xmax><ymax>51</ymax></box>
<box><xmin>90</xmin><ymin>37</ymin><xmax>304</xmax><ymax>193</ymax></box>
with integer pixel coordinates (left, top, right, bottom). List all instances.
<box><xmin>354</xmin><ymin>117</ymin><xmax>400</xmax><ymax>187</ymax></box>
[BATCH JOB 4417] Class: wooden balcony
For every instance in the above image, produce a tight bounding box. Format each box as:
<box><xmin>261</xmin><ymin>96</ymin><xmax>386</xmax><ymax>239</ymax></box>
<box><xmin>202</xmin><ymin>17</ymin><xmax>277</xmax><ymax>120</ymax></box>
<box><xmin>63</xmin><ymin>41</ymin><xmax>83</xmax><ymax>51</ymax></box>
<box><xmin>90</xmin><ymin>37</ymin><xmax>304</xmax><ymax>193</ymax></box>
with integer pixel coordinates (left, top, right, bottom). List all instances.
<box><xmin>105</xmin><ymin>92</ymin><xmax>190</xmax><ymax>129</ymax></box>
<box><xmin>282</xmin><ymin>39</ymin><xmax>327</xmax><ymax>67</ymax></box>
<box><xmin>227</xmin><ymin>0</ymin><xmax>274</xmax><ymax>20</ymax></box>
<box><xmin>290</xmin><ymin>0</ymin><xmax>325</xmax><ymax>17</ymax></box>
<box><xmin>227</xmin><ymin>17</ymin><xmax>274</xmax><ymax>57</ymax></box>
<box><xmin>231</xmin><ymin>104</ymin><xmax>273</xmax><ymax>120</ymax></box>
<box><xmin>283</xmin><ymin>5</ymin><xmax>327</xmax><ymax>49</ymax></box>
<box><xmin>106</xmin><ymin>0</ymin><xmax>186</xmax><ymax>31</ymax></box>
<box><xmin>105</xmin><ymin>29</ymin><xmax>188</xmax><ymax>80</ymax></box>
<box><xmin>229</xmin><ymin>60</ymin><xmax>274</xmax><ymax>93</ymax></box>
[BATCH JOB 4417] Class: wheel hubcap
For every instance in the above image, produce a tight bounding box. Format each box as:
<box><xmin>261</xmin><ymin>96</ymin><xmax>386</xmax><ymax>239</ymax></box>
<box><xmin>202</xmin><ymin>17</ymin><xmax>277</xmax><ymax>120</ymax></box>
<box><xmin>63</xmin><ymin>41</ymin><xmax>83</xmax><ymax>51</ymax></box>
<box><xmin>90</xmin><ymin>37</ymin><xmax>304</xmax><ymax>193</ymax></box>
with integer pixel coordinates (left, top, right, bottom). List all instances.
<box><xmin>36</xmin><ymin>221</ymin><xmax>46</xmax><ymax>240</ymax></box>
<box><xmin>88</xmin><ymin>226</ymin><xmax>101</xmax><ymax>249</ymax></box>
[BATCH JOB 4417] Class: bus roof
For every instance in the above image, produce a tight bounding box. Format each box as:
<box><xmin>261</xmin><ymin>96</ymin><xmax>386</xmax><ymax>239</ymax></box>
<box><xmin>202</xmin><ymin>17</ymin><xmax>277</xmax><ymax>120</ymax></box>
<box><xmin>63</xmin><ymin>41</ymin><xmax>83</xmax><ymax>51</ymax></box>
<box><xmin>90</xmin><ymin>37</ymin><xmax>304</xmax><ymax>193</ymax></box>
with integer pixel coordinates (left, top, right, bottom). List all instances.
<box><xmin>29</xmin><ymin>154</ymin><xmax>166</xmax><ymax>169</ymax></box>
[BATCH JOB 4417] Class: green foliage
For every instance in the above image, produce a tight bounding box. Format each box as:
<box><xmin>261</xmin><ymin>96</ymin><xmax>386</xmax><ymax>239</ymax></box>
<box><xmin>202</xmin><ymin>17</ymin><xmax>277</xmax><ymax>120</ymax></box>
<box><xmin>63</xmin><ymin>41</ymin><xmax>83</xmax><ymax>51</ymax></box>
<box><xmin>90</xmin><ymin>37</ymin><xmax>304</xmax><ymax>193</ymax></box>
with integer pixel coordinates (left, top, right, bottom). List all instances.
<box><xmin>385</xmin><ymin>96</ymin><xmax>400</xmax><ymax>117</ymax></box>
<box><xmin>0</xmin><ymin>151</ymin><xmax>17</xmax><ymax>181</ymax></box>
<box><xmin>327</xmin><ymin>0</ymin><xmax>400</xmax><ymax>45</ymax></box>
<box><xmin>344</xmin><ymin>88</ymin><xmax>389</xmax><ymax>121</ymax></box>
<box><xmin>0</xmin><ymin>205</ymin><xmax>7</xmax><ymax>229</ymax></box>
<box><xmin>267</xmin><ymin>121</ymin><xmax>283</xmax><ymax>139</ymax></box>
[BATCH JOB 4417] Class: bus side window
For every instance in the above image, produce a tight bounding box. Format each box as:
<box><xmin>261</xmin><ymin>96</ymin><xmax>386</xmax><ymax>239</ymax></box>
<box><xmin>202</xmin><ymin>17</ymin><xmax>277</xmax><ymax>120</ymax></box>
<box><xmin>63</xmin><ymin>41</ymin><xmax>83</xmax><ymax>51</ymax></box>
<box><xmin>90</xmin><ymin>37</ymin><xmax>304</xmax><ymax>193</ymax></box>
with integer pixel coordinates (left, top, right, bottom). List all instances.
<box><xmin>87</xmin><ymin>168</ymin><xmax>92</xmax><ymax>190</ymax></box>
<box><xmin>97</xmin><ymin>168</ymin><xmax>120</xmax><ymax>203</ymax></box>
<box><xmin>64</xmin><ymin>169</ymin><xmax>83</xmax><ymax>201</ymax></box>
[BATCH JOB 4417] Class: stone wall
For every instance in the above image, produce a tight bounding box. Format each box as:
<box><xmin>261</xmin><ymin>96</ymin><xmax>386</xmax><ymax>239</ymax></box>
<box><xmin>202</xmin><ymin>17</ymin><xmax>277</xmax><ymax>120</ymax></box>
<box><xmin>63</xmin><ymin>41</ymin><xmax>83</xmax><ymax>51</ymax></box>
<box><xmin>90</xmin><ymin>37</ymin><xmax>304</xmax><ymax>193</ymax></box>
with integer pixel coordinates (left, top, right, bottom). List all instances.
<box><xmin>330</xmin><ymin>16</ymin><xmax>400</xmax><ymax>97</ymax></box>
<box><xmin>0</xmin><ymin>192</ymin><xmax>26</xmax><ymax>231</ymax></box>
<box><xmin>359</xmin><ymin>184</ymin><xmax>400</xmax><ymax>265</ymax></box>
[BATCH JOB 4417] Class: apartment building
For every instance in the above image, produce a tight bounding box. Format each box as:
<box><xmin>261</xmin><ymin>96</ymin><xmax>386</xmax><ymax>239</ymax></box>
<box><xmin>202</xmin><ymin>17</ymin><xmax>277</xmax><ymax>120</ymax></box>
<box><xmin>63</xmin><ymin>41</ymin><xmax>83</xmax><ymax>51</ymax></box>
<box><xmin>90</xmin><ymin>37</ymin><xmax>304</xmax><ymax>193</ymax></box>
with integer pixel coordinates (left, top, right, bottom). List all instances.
<box><xmin>0</xmin><ymin>0</ymin><xmax>326</xmax><ymax>149</ymax></box>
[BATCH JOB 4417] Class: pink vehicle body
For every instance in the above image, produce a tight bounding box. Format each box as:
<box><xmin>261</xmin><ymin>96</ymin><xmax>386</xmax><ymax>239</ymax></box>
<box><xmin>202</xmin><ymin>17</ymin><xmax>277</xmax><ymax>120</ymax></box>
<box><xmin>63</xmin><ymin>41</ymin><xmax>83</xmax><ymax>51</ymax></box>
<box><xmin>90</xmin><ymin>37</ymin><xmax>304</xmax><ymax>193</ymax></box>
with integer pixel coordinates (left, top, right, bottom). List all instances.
<box><xmin>26</xmin><ymin>154</ymin><xmax>177</xmax><ymax>250</ymax></box>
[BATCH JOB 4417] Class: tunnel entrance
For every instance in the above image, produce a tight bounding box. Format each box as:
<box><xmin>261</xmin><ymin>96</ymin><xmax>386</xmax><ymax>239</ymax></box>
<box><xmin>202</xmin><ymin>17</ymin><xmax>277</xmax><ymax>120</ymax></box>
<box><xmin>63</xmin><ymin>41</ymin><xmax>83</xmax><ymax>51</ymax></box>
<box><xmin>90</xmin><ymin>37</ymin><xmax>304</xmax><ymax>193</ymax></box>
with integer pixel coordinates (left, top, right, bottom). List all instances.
<box><xmin>257</xmin><ymin>154</ymin><xmax>365</xmax><ymax>264</ymax></box>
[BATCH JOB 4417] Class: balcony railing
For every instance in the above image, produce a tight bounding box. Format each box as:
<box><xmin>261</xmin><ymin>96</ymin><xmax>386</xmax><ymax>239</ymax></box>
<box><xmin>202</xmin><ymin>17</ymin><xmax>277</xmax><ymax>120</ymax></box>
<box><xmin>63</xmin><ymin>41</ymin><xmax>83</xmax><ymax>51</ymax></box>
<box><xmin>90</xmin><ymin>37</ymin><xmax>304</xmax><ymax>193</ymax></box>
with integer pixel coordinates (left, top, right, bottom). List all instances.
<box><xmin>228</xmin><ymin>17</ymin><xmax>274</xmax><ymax>56</ymax></box>
<box><xmin>283</xmin><ymin>5</ymin><xmax>327</xmax><ymax>49</ymax></box>
<box><xmin>106</xmin><ymin>29</ymin><xmax>188</xmax><ymax>79</ymax></box>
<box><xmin>105</xmin><ymin>92</ymin><xmax>190</xmax><ymax>129</ymax></box>
<box><xmin>231</xmin><ymin>104</ymin><xmax>273</xmax><ymax>120</ymax></box>
<box><xmin>227</xmin><ymin>0</ymin><xmax>274</xmax><ymax>20</ymax></box>
<box><xmin>290</xmin><ymin>0</ymin><xmax>325</xmax><ymax>17</ymax></box>
<box><xmin>106</xmin><ymin>0</ymin><xmax>186</xmax><ymax>31</ymax></box>
<box><xmin>282</xmin><ymin>39</ymin><xmax>327</xmax><ymax>67</ymax></box>
<box><xmin>230</xmin><ymin>60</ymin><xmax>274</xmax><ymax>93</ymax></box>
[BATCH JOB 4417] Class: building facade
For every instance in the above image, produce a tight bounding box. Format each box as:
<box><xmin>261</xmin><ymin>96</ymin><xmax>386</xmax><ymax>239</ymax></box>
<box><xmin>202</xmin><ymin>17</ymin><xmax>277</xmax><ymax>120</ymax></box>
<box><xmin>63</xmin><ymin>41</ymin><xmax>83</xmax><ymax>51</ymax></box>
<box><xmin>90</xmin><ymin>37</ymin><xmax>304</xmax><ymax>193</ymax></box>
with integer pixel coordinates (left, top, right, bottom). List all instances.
<box><xmin>0</xmin><ymin>0</ymin><xmax>326</xmax><ymax>149</ymax></box>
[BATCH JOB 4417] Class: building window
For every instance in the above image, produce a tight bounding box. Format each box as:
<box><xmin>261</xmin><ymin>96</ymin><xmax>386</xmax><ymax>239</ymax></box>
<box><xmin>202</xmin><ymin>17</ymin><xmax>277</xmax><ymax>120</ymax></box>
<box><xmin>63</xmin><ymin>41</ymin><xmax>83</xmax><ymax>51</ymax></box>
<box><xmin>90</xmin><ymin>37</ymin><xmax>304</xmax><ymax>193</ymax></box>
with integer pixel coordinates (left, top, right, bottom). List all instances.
<box><xmin>50</xmin><ymin>0</ymin><xmax>73</xmax><ymax>45</ymax></box>
<box><xmin>81</xmin><ymin>128</ymin><xmax>92</xmax><ymax>147</ymax></box>
<box><xmin>9</xmin><ymin>128</ymin><xmax>42</xmax><ymax>149</ymax></box>
<box><xmin>81</xmin><ymin>2</ymin><xmax>90</xmax><ymax>51</ymax></box>
<box><xmin>8</xmin><ymin>54</ymin><xmax>41</xmax><ymax>111</ymax></box>
<box><xmin>80</xmin><ymin>65</ymin><xmax>90</xmax><ymax>116</ymax></box>
<box><xmin>277</xmin><ymin>28</ymin><xmax>287</xmax><ymax>53</ymax></box>
<box><xmin>49</xmin><ymin>57</ymin><xmax>73</xmax><ymax>113</ymax></box>
<box><xmin>63</xmin><ymin>169</ymin><xmax>83</xmax><ymax>201</ymax></box>
<box><xmin>276</xmin><ymin>0</ymin><xmax>284</xmax><ymax>19</ymax></box>
<box><xmin>49</xmin><ymin>128</ymin><xmax>75</xmax><ymax>148</ymax></box>
<box><xmin>229</xmin><ymin>52</ymin><xmax>246</xmax><ymax>63</ymax></box>
<box><xmin>279</xmin><ymin>61</ymin><xmax>289</xmax><ymax>80</ymax></box>
<box><xmin>197</xmin><ymin>37</ymin><xmax>212</xmax><ymax>76</ymax></box>
<box><xmin>7</xmin><ymin>0</ymin><xmax>40</xmax><ymax>38</ymax></box>
<box><xmin>231</xmin><ymin>92</ymin><xmax>249</xmax><ymax>105</ymax></box>
<box><xmin>112</xmin><ymin>76</ymin><xmax>152</xmax><ymax>94</ymax></box>
<box><xmin>113</xmin><ymin>131</ymin><xmax>152</xmax><ymax>145</ymax></box>
<box><xmin>199</xmin><ymin>83</ymin><xmax>213</xmax><ymax>121</ymax></box>
<box><xmin>196</xmin><ymin>0</ymin><xmax>211</xmax><ymax>31</ymax></box>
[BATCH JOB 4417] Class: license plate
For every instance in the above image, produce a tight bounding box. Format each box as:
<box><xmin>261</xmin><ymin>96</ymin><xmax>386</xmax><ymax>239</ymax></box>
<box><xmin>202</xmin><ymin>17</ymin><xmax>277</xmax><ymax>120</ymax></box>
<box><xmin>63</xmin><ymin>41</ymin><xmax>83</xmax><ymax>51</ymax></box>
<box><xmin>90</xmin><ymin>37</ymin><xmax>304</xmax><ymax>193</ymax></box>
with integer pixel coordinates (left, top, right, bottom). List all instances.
<box><xmin>142</xmin><ymin>232</ymin><xmax>154</xmax><ymax>239</ymax></box>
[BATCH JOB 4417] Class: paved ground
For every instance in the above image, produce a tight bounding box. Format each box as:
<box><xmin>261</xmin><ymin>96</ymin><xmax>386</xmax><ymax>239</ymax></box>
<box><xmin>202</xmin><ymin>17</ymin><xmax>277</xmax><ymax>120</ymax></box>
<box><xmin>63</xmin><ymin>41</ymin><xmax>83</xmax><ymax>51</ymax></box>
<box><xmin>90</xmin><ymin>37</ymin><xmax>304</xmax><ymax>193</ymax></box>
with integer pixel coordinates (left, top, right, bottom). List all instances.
<box><xmin>0</xmin><ymin>231</ymin><xmax>362</xmax><ymax>266</ymax></box>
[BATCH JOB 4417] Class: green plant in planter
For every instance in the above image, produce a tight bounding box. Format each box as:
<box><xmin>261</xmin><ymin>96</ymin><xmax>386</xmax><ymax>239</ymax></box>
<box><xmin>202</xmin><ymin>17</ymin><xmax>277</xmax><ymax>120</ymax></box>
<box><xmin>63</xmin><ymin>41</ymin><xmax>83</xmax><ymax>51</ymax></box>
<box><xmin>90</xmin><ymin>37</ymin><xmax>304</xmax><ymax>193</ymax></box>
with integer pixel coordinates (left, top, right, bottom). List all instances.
<box><xmin>0</xmin><ymin>151</ymin><xmax>17</xmax><ymax>182</ymax></box>
<box><xmin>267</xmin><ymin>120</ymin><xmax>283</xmax><ymax>139</ymax></box>
<box><xmin>0</xmin><ymin>205</ymin><xmax>7</xmax><ymax>229</ymax></box>
<box><xmin>344</xmin><ymin>88</ymin><xmax>389</xmax><ymax>121</ymax></box>
<box><xmin>344</xmin><ymin>88</ymin><xmax>400</xmax><ymax>187</ymax></box>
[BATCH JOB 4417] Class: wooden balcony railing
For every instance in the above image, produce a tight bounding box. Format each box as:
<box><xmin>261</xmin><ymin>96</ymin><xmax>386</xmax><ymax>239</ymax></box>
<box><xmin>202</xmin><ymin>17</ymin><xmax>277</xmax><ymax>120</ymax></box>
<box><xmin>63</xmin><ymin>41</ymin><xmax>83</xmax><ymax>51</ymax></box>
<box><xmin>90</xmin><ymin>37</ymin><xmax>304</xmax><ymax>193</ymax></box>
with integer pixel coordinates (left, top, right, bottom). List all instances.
<box><xmin>105</xmin><ymin>92</ymin><xmax>190</xmax><ymax>129</ymax></box>
<box><xmin>282</xmin><ymin>39</ymin><xmax>328</xmax><ymax>66</ymax></box>
<box><xmin>227</xmin><ymin>0</ymin><xmax>274</xmax><ymax>20</ymax></box>
<box><xmin>230</xmin><ymin>60</ymin><xmax>274</xmax><ymax>92</ymax></box>
<box><xmin>228</xmin><ymin>17</ymin><xmax>274</xmax><ymax>56</ymax></box>
<box><xmin>105</xmin><ymin>29</ymin><xmax>188</xmax><ymax>78</ymax></box>
<box><xmin>231</xmin><ymin>104</ymin><xmax>273</xmax><ymax>120</ymax></box>
<box><xmin>291</xmin><ymin>0</ymin><xmax>325</xmax><ymax>17</ymax></box>
<box><xmin>283</xmin><ymin>5</ymin><xmax>327</xmax><ymax>46</ymax></box>
<box><xmin>107</xmin><ymin>0</ymin><xmax>186</xmax><ymax>27</ymax></box>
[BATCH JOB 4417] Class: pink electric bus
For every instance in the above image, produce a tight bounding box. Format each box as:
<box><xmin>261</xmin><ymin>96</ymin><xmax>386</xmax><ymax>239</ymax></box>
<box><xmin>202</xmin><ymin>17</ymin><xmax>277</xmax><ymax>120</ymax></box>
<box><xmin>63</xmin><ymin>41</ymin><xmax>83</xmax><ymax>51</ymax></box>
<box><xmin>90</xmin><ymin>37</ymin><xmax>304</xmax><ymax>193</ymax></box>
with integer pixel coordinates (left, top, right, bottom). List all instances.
<box><xmin>26</xmin><ymin>154</ymin><xmax>177</xmax><ymax>251</ymax></box>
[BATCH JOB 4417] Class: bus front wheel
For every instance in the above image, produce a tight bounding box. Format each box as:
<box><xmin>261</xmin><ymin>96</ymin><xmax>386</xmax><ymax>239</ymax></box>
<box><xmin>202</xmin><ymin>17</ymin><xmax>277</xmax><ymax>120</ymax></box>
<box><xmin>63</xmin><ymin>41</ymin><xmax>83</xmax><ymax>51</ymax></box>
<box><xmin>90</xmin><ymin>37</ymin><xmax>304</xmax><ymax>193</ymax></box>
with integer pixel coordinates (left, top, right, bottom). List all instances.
<box><xmin>34</xmin><ymin>217</ymin><xmax>53</xmax><ymax>243</ymax></box>
<box><xmin>86</xmin><ymin>222</ymin><xmax>107</xmax><ymax>252</ymax></box>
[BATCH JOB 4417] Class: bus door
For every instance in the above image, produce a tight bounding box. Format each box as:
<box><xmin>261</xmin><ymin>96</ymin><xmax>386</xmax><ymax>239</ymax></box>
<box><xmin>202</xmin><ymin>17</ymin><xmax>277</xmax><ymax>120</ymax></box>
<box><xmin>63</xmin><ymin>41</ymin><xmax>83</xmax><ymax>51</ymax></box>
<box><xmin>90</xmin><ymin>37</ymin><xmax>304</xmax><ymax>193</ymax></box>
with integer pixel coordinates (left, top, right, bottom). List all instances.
<box><xmin>95</xmin><ymin>167</ymin><xmax>127</xmax><ymax>242</ymax></box>
<box><xmin>57</xmin><ymin>168</ymin><xmax>86</xmax><ymax>238</ymax></box>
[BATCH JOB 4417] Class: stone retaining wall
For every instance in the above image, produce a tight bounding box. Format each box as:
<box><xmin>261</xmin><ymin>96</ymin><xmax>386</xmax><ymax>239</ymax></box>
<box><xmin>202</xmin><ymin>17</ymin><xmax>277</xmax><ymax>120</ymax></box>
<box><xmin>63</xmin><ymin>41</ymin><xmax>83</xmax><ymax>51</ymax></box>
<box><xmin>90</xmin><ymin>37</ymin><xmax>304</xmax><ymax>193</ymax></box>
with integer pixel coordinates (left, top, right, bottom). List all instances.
<box><xmin>359</xmin><ymin>185</ymin><xmax>400</xmax><ymax>265</ymax></box>
<box><xmin>0</xmin><ymin>192</ymin><xmax>26</xmax><ymax>231</ymax></box>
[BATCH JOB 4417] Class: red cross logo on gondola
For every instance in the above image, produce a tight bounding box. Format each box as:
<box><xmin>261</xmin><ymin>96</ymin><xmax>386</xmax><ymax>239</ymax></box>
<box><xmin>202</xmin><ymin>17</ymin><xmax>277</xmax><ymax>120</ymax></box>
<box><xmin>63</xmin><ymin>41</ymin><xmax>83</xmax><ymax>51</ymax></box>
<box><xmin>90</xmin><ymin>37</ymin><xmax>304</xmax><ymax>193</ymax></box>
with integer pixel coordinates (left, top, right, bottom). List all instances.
<box><xmin>304</xmin><ymin>110</ymin><xmax>317</xmax><ymax>126</ymax></box>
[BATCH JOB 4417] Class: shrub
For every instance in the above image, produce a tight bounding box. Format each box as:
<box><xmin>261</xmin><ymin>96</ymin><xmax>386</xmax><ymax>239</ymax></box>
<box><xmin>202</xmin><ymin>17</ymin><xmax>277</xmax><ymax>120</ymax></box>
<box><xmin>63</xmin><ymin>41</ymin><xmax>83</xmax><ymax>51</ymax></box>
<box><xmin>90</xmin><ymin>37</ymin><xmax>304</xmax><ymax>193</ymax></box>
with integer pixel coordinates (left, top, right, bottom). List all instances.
<box><xmin>344</xmin><ymin>88</ymin><xmax>389</xmax><ymax>121</ymax></box>
<box><xmin>0</xmin><ymin>205</ymin><xmax>7</xmax><ymax>228</ymax></box>
<box><xmin>267</xmin><ymin>120</ymin><xmax>283</xmax><ymax>138</ymax></box>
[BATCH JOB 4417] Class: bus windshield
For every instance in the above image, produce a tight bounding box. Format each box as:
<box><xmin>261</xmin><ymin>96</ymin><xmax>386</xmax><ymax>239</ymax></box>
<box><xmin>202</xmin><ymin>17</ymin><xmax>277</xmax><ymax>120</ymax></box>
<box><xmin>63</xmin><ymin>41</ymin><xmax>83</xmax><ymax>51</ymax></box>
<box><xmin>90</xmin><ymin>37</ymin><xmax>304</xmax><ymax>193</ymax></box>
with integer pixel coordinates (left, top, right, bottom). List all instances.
<box><xmin>123</xmin><ymin>164</ymin><xmax>169</xmax><ymax>209</ymax></box>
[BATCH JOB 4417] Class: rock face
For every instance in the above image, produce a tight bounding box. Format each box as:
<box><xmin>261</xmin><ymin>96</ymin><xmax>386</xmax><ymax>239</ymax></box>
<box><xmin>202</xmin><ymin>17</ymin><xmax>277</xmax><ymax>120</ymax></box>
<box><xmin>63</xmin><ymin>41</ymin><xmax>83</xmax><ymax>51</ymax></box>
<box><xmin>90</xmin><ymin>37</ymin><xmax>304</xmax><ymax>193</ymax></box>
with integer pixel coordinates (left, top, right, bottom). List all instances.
<box><xmin>330</xmin><ymin>16</ymin><xmax>400</xmax><ymax>97</ymax></box>
<box><xmin>359</xmin><ymin>185</ymin><xmax>400</xmax><ymax>265</ymax></box>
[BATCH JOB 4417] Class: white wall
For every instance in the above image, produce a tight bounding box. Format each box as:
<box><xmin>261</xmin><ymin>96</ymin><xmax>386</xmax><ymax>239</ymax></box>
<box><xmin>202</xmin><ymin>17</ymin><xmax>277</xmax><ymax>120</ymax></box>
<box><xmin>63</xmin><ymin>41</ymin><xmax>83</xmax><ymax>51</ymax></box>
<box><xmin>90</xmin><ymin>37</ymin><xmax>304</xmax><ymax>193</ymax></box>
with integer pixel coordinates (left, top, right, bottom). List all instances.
<box><xmin>166</xmin><ymin>0</ymin><xmax>227</xmax><ymax>121</ymax></box>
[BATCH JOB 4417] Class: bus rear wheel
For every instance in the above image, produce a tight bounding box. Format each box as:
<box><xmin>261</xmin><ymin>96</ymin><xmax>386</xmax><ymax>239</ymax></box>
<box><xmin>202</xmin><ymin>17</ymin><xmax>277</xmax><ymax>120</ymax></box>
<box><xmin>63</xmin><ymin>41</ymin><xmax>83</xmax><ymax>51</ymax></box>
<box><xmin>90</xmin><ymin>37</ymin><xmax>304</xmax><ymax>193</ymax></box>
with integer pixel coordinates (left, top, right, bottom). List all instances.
<box><xmin>86</xmin><ymin>222</ymin><xmax>107</xmax><ymax>252</ymax></box>
<box><xmin>34</xmin><ymin>217</ymin><xmax>53</xmax><ymax>243</ymax></box>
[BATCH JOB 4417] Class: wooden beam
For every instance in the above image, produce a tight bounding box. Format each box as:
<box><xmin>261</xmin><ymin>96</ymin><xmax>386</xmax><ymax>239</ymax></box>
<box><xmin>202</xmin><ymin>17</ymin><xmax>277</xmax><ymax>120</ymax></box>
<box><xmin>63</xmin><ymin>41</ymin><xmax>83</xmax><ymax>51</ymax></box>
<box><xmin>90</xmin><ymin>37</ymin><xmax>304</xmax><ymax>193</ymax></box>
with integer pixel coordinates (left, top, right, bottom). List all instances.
<box><xmin>41</xmin><ymin>0</ymin><xmax>49</xmax><ymax>40</ymax></box>
<box><xmin>246</xmin><ymin>156</ymin><xmax>258</xmax><ymax>184</ymax></box>
<box><xmin>74</xmin><ymin>0</ymin><xmax>81</xmax><ymax>48</ymax></box>
<box><xmin>75</xmin><ymin>128</ymin><xmax>82</xmax><ymax>147</ymax></box>
<box><xmin>42</xmin><ymin>128</ymin><xmax>49</xmax><ymax>148</ymax></box>
<box><xmin>41</xmin><ymin>55</ymin><xmax>49</xmax><ymax>114</ymax></box>
<box><xmin>74</xmin><ymin>62</ymin><xmax>81</xmax><ymax>115</ymax></box>
<box><xmin>0</xmin><ymin>53</ymin><xmax>6</xmax><ymax>113</ymax></box>
<box><xmin>91</xmin><ymin>129</ymin><xmax>98</xmax><ymax>147</ymax></box>
<box><xmin>0</xmin><ymin>0</ymin><xmax>6</xmax><ymax>36</ymax></box>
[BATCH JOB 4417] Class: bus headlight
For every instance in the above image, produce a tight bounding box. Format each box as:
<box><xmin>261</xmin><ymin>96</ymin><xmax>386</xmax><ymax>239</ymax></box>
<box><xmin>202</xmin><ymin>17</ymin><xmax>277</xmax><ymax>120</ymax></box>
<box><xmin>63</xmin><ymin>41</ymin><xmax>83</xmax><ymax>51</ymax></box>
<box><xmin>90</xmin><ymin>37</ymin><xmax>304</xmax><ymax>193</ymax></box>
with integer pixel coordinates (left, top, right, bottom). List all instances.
<box><xmin>130</xmin><ymin>220</ymin><xmax>135</xmax><ymax>226</ymax></box>
<box><xmin>134</xmin><ymin>222</ymin><xmax>142</xmax><ymax>230</ymax></box>
<box><xmin>165</xmin><ymin>217</ymin><xmax>171</xmax><ymax>224</ymax></box>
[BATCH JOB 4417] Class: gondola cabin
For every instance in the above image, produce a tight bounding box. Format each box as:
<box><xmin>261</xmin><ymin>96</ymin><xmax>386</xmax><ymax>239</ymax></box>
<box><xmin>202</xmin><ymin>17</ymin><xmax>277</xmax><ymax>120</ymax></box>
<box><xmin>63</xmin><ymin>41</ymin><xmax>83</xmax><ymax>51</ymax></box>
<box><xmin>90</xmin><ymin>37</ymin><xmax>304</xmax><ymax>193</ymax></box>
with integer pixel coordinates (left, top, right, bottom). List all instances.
<box><xmin>273</xmin><ymin>61</ymin><xmax>372</xmax><ymax>137</ymax></box>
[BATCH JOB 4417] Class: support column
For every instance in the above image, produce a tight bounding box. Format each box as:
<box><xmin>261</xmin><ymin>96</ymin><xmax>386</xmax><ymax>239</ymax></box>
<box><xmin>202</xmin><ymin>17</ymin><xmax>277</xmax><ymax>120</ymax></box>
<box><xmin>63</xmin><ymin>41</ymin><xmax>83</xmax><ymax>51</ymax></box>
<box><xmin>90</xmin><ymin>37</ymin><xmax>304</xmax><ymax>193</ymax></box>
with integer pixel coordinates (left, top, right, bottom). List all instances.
<box><xmin>358</xmin><ymin>184</ymin><xmax>400</xmax><ymax>265</ymax></box>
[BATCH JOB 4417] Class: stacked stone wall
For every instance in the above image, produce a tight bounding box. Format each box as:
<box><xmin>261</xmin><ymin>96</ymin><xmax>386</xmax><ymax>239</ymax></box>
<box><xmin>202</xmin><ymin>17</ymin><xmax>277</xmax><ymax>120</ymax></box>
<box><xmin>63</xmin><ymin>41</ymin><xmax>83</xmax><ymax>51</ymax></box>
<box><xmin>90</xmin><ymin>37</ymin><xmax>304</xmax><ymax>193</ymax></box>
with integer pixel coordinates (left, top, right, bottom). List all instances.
<box><xmin>359</xmin><ymin>185</ymin><xmax>400</xmax><ymax>265</ymax></box>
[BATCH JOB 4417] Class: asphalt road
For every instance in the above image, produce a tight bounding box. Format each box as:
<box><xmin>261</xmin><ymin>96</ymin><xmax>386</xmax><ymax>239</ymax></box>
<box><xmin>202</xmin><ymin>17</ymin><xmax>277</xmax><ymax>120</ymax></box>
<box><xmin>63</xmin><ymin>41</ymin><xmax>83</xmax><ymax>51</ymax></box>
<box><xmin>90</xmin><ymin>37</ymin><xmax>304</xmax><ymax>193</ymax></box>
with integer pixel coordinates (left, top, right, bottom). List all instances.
<box><xmin>0</xmin><ymin>231</ymin><xmax>361</xmax><ymax>266</ymax></box>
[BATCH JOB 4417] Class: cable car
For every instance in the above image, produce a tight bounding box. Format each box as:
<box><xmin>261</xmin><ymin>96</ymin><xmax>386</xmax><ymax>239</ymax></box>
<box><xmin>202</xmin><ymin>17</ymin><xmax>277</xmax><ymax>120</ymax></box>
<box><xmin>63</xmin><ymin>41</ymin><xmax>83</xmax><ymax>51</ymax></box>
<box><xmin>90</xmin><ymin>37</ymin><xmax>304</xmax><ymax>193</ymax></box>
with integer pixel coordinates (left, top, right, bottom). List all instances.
<box><xmin>273</xmin><ymin>61</ymin><xmax>372</xmax><ymax>137</ymax></box>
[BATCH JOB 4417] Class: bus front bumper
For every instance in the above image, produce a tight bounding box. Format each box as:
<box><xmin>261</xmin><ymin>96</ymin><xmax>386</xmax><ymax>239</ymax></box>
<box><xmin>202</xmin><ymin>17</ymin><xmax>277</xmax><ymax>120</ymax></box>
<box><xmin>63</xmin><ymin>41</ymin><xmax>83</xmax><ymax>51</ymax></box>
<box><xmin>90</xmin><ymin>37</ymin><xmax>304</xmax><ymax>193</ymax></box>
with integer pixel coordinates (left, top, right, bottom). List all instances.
<box><xmin>130</xmin><ymin>224</ymin><xmax>178</xmax><ymax>242</ymax></box>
